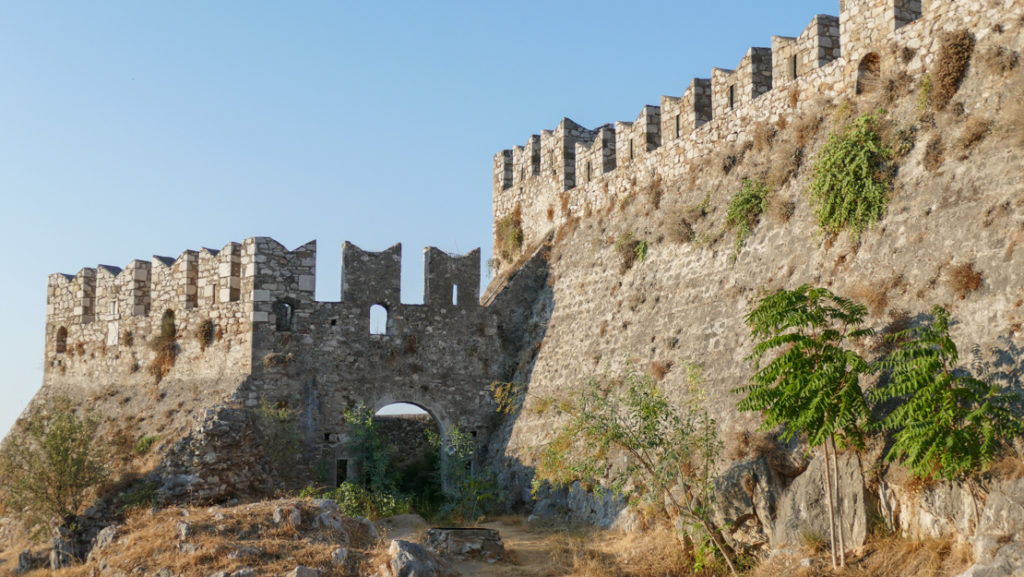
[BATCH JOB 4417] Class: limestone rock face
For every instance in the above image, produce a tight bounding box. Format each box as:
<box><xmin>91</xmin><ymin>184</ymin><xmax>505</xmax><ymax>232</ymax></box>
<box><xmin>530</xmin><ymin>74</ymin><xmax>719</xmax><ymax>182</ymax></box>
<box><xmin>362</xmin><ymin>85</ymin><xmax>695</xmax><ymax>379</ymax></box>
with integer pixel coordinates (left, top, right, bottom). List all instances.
<box><xmin>770</xmin><ymin>452</ymin><xmax>869</xmax><ymax>551</ymax></box>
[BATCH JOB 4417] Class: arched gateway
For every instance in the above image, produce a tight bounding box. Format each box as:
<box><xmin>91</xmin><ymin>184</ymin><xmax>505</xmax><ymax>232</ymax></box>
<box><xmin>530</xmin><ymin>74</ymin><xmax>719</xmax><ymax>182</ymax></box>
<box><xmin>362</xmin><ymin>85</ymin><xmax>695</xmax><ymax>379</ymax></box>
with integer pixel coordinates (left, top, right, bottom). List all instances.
<box><xmin>243</xmin><ymin>239</ymin><xmax>506</xmax><ymax>487</ymax></box>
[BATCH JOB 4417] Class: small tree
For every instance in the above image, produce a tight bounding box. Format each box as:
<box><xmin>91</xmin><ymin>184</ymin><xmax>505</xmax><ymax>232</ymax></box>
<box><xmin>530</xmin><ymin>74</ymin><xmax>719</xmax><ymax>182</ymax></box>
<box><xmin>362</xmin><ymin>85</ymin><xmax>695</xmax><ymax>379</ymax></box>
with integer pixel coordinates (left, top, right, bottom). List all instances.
<box><xmin>342</xmin><ymin>404</ymin><xmax>394</xmax><ymax>493</ymax></box>
<box><xmin>537</xmin><ymin>367</ymin><xmax>739</xmax><ymax>576</ymax></box>
<box><xmin>0</xmin><ymin>397</ymin><xmax>107</xmax><ymax>539</ymax></box>
<box><xmin>734</xmin><ymin>285</ymin><xmax>873</xmax><ymax>569</ymax></box>
<box><xmin>428</xmin><ymin>425</ymin><xmax>498</xmax><ymax>524</ymax></box>
<box><xmin>873</xmin><ymin>305</ymin><xmax>1024</xmax><ymax>480</ymax></box>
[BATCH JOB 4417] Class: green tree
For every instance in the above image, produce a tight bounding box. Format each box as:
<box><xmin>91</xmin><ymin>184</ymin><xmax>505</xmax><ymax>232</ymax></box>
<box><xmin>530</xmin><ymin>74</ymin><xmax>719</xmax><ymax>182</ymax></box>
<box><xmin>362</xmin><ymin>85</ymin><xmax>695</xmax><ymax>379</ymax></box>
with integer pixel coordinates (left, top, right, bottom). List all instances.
<box><xmin>343</xmin><ymin>404</ymin><xmax>395</xmax><ymax>493</ymax></box>
<box><xmin>537</xmin><ymin>366</ymin><xmax>739</xmax><ymax>576</ymax></box>
<box><xmin>873</xmin><ymin>305</ymin><xmax>1024</xmax><ymax>480</ymax></box>
<box><xmin>734</xmin><ymin>285</ymin><xmax>873</xmax><ymax>569</ymax></box>
<box><xmin>0</xmin><ymin>397</ymin><xmax>107</xmax><ymax>538</ymax></box>
<box><xmin>428</xmin><ymin>425</ymin><xmax>498</xmax><ymax>524</ymax></box>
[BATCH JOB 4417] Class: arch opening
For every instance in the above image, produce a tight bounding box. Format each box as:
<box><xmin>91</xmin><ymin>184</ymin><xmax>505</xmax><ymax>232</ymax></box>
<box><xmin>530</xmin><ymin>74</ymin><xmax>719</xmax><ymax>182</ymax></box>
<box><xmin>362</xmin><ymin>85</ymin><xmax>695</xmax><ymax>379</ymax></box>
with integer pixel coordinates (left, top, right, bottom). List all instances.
<box><xmin>369</xmin><ymin>304</ymin><xmax>388</xmax><ymax>335</ymax></box>
<box><xmin>856</xmin><ymin>53</ymin><xmax>882</xmax><ymax>95</ymax></box>
<box><xmin>55</xmin><ymin>326</ymin><xmax>68</xmax><ymax>354</ymax></box>
<box><xmin>274</xmin><ymin>299</ymin><xmax>294</xmax><ymax>331</ymax></box>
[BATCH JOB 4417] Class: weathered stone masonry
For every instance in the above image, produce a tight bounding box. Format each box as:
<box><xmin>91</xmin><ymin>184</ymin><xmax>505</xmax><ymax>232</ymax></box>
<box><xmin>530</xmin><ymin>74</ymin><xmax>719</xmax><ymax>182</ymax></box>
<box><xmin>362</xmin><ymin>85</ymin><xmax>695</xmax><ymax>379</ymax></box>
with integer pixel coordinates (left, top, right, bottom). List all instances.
<box><xmin>43</xmin><ymin>237</ymin><xmax>532</xmax><ymax>490</ymax></box>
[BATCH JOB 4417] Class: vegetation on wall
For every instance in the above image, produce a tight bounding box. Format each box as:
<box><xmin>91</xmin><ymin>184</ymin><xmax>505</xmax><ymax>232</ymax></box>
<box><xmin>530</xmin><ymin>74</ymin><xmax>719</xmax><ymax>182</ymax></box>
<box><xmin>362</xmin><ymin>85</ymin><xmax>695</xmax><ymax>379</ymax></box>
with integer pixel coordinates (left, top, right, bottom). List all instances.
<box><xmin>495</xmin><ymin>206</ymin><xmax>524</xmax><ymax>262</ymax></box>
<box><xmin>148</xmin><ymin>310</ymin><xmax>179</xmax><ymax>383</ymax></box>
<box><xmin>536</xmin><ymin>367</ymin><xmax>739</xmax><ymax>576</ymax></box>
<box><xmin>930</xmin><ymin>29</ymin><xmax>976</xmax><ymax>110</ymax></box>
<box><xmin>726</xmin><ymin>179</ymin><xmax>771</xmax><ymax>260</ymax></box>
<box><xmin>873</xmin><ymin>305</ymin><xmax>1024</xmax><ymax>480</ymax></box>
<box><xmin>614</xmin><ymin>231</ymin><xmax>648</xmax><ymax>273</ymax></box>
<box><xmin>808</xmin><ymin>112</ymin><xmax>892</xmax><ymax>237</ymax></box>
<box><xmin>254</xmin><ymin>400</ymin><xmax>303</xmax><ymax>486</ymax></box>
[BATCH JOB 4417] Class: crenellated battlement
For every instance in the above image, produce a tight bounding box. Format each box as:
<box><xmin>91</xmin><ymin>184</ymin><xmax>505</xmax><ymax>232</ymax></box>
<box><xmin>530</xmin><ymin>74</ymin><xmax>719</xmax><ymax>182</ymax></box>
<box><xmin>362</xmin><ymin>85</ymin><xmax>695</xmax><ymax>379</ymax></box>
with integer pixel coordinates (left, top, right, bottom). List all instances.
<box><xmin>491</xmin><ymin>0</ymin><xmax>946</xmax><ymax>254</ymax></box>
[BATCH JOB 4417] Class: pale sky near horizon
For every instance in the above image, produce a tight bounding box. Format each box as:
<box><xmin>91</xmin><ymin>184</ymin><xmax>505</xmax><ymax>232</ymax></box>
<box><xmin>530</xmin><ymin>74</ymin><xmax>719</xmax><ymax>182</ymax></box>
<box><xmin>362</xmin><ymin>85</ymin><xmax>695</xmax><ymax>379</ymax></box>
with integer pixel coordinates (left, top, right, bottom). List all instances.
<box><xmin>0</xmin><ymin>0</ymin><xmax>838</xmax><ymax>436</ymax></box>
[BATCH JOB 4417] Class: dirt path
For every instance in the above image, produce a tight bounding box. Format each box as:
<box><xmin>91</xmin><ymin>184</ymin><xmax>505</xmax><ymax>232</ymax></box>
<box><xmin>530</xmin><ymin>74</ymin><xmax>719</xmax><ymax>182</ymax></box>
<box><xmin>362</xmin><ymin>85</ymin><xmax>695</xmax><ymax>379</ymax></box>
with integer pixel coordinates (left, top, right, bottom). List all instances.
<box><xmin>448</xmin><ymin>520</ymin><xmax>561</xmax><ymax>577</ymax></box>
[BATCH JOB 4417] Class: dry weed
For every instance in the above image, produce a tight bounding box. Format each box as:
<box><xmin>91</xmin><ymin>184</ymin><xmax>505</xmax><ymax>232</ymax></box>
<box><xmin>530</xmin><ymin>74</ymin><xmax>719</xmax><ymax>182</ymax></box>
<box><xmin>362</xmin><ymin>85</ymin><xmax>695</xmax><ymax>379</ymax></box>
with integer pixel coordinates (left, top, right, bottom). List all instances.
<box><xmin>931</xmin><ymin>29</ymin><xmax>976</xmax><ymax>110</ymax></box>
<box><xmin>923</xmin><ymin>134</ymin><xmax>946</xmax><ymax>171</ymax></box>
<box><xmin>981</xmin><ymin>45</ymin><xmax>1018</xmax><ymax>75</ymax></box>
<box><xmin>947</xmin><ymin>262</ymin><xmax>983</xmax><ymax>299</ymax></box>
<box><xmin>957</xmin><ymin>116</ymin><xmax>992</xmax><ymax>153</ymax></box>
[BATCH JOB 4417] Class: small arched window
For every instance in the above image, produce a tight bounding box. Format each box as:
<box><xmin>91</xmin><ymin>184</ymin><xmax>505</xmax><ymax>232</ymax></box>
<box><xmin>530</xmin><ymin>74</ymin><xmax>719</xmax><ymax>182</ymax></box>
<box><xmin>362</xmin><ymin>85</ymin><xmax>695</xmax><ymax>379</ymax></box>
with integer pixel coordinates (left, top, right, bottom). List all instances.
<box><xmin>274</xmin><ymin>300</ymin><xmax>294</xmax><ymax>332</ymax></box>
<box><xmin>160</xmin><ymin>310</ymin><xmax>176</xmax><ymax>340</ymax></box>
<box><xmin>856</xmin><ymin>53</ymin><xmax>882</xmax><ymax>95</ymax></box>
<box><xmin>370</xmin><ymin>304</ymin><xmax>388</xmax><ymax>335</ymax></box>
<box><xmin>728</xmin><ymin>85</ymin><xmax>736</xmax><ymax>109</ymax></box>
<box><xmin>55</xmin><ymin>326</ymin><xmax>68</xmax><ymax>354</ymax></box>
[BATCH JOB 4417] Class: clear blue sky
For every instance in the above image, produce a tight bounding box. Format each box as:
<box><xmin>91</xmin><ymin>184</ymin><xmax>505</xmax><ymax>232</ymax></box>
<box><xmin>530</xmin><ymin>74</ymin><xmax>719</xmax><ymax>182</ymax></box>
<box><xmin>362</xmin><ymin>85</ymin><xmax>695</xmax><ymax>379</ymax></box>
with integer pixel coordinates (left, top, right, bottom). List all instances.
<box><xmin>0</xmin><ymin>1</ymin><xmax>837</xmax><ymax>436</ymax></box>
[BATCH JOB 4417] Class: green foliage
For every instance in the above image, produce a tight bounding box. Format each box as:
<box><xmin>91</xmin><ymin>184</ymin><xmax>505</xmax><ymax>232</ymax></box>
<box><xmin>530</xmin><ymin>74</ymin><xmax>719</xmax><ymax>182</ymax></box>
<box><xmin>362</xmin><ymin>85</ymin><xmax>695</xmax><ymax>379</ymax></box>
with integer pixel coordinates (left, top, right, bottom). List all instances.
<box><xmin>490</xmin><ymin>381</ymin><xmax>525</xmax><ymax>415</ymax></box>
<box><xmin>736</xmin><ymin>285</ymin><xmax>873</xmax><ymax>448</ymax></box>
<box><xmin>537</xmin><ymin>367</ymin><xmax>738</xmax><ymax>575</ymax></box>
<box><xmin>872</xmin><ymin>306</ymin><xmax>1024</xmax><ymax>480</ymax></box>
<box><xmin>302</xmin><ymin>482</ymin><xmax>412</xmax><ymax>520</ymax></box>
<box><xmin>808</xmin><ymin>112</ymin><xmax>892</xmax><ymax>237</ymax></box>
<box><xmin>149</xmin><ymin>310</ymin><xmax>179</xmax><ymax>382</ymax></box>
<box><xmin>428</xmin><ymin>426</ymin><xmax>499</xmax><ymax>524</ymax></box>
<box><xmin>614</xmin><ymin>231</ymin><xmax>647</xmax><ymax>273</ymax></box>
<box><xmin>255</xmin><ymin>400</ymin><xmax>303</xmax><ymax>485</ymax></box>
<box><xmin>495</xmin><ymin>208</ymin><xmax>524</xmax><ymax>262</ymax></box>
<box><xmin>0</xmin><ymin>397</ymin><xmax>108</xmax><ymax>536</ymax></box>
<box><xmin>116</xmin><ymin>479</ymin><xmax>157</xmax><ymax>515</ymax></box>
<box><xmin>727</xmin><ymin>179</ymin><xmax>771</xmax><ymax>260</ymax></box>
<box><xmin>343</xmin><ymin>404</ymin><xmax>395</xmax><ymax>494</ymax></box>
<box><xmin>134</xmin><ymin>435</ymin><xmax>160</xmax><ymax>455</ymax></box>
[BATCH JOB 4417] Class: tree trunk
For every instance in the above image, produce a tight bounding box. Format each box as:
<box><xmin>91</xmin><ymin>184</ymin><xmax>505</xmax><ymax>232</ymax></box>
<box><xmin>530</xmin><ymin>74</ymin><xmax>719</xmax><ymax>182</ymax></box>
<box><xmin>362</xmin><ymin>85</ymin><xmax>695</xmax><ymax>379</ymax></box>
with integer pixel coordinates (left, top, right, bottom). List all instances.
<box><xmin>823</xmin><ymin>442</ymin><xmax>838</xmax><ymax>570</ymax></box>
<box><xmin>830</xmin><ymin>436</ymin><xmax>846</xmax><ymax>567</ymax></box>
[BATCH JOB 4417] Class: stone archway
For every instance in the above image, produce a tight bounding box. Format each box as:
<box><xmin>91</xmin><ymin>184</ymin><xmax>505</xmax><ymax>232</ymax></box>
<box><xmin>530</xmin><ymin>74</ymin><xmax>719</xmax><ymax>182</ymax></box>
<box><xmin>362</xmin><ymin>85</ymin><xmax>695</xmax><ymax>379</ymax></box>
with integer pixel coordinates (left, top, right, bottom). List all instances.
<box><xmin>372</xmin><ymin>402</ymin><xmax>444</xmax><ymax>511</ymax></box>
<box><xmin>856</xmin><ymin>52</ymin><xmax>882</xmax><ymax>95</ymax></box>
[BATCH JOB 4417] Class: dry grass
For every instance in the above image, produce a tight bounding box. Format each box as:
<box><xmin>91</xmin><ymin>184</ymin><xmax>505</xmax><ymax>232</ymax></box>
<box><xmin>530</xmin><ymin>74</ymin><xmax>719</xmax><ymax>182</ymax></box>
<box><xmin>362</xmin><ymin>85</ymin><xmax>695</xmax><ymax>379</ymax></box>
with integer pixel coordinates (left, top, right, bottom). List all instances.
<box><xmin>752</xmin><ymin>122</ymin><xmax>777</xmax><ymax>152</ymax></box>
<box><xmin>745</xmin><ymin>535</ymin><xmax>972</xmax><ymax>577</ymax></box>
<box><xmin>947</xmin><ymin>262</ymin><xmax>983</xmax><ymax>299</ymax></box>
<box><xmin>793</xmin><ymin>111</ymin><xmax>823</xmax><ymax>149</ymax></box>
<box><xmin>981</xmin><ymin>45</ymin><xmax>1018</xmax><ymax>75</ymax></box>
<box><xmin>649</xmin><ymin>360</ymin><xmax>671</xmax><ymax>381</ymax></box>
<box><xmin>957</xmin><ymin>116</ymin><xmax>992</xmax><ymax>153</ymax></box>
<box><xmin>767</xmin><ymin>140</ymin><xmax>802</xmax><ymax>189</ymax></box>
<box><xmin>766</xmin><ymin>197</ymin><xmax>796</xmax><ymax>225</ymax></box>
<box><xmin>988</xmin><ymin>451</ymin><xmax>1024</xmax><ymax>480</ymax></box>
<box><xmin>531</xmin><ymin>523</ymin><xmax>694</xmax><ymax>577</ymax></box>
<box><xmin>931</xmin><ymin>29</ymin><xmax>976</xmax><ymax>110</ymax></box>
<box><xmin>923</xmin><ymin>134</ymin><xmax>946</xmax><ymax>171</ymax></box>
<box><xmin>35</xmin><ymin>499</ymin><xmax>384</xmax><ymax>577</ymax></box>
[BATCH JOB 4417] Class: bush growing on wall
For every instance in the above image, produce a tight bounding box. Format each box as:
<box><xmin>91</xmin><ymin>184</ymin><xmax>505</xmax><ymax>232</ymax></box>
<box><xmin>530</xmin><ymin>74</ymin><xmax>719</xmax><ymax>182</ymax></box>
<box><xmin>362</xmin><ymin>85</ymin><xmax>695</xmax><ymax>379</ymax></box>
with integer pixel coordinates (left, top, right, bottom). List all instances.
<box><xmin>727</xmin><ymin>179</ymin><xmax>771</xmax><ymax>260</ymax></box>
<box><xmin>808</xmin><ymin>112</ymin><xmax>892</xmax><ymax>237</ymax></box>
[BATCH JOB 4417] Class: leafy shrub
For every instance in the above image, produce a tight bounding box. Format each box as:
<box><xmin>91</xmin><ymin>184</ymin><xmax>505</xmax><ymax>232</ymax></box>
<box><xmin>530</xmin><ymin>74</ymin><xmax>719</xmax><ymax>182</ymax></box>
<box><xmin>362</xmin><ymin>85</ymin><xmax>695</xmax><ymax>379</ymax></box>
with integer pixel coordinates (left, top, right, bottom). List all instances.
<box><xmin>931</xmin><ymin>30</ymin><xmax>976</xmax><ymax>110</ymax></box>
<box><xmin>537</xmin><ymin>367</ymin><xmax>739</xmax><ymax>575</ymax></box>
<box><xmin>490</xmin><ymin>381</ymin><xmax>525</xmax><ymax>415</ymax></box>
<box><xmin>148</xmin><ymin>310</ymin><xmax>178</xmax><ymax>382</ymax></box>
<box><xmin>116</xmin><ymin>479</ymin><xmax>157</xmax><ymax>514</ymax></box>
<box><xmin>873</xmin><ymin>306</ymin><xmax>1024</xmax><ymax>480</ymax></box>
<box><xmin>495</xmin><ymin>207</ymin><xmax>524</xmax><ymax>262</ymax></box>
<box><xmin>614</xmin><ymin>232</ymin><xmax>647</xmax><ymax>273</ymax></box>
<box><xmin>0</xmin><ymin>397</ymin><xmax>108</xmax><ymax>535</ymax></box>
<box><xmin>808</xmin><ymin>112</ymin><xmax>892</xmax><ymax>236</ymax></box>
<box><xmin>305</xmin><ymin>482</ymin><xmax>411</xmax><ymax>520</ymax></box>
<box><xmin>727</xmin><ymin>179</ymin><xmax>770</xmax><ymax>259</ymax></box>
<box><xmin>134</xmin><ymin>435</ymin><xmax>160</xmax><ymax>455</ymax></box>
<box><xmin>428</xmin><ymin>426</ymin><xmax>499</xmax><ymax>524</ymax></box>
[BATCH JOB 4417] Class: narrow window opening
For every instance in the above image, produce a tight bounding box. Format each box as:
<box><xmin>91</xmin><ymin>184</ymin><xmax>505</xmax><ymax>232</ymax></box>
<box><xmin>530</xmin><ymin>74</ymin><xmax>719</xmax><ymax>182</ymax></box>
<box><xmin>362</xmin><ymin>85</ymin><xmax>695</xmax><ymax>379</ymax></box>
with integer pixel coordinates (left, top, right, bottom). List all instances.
<box><xmin>790</xmin><ymin>55</ymin><xmax>798</xmax><ymax>80</ymax></box>
<box><xmin>160</xmin><ymin>309</ymin><xmax>176</xmax><ymax>340</ymax></box>
<box><xmin>323</xmin><ymin>432</ymin><xmax>331</xmax><ymax>442</ymax></box>
<box><xmin>586</xmin><ymin>161</ymin><xmax>592</xmax><ymax>182</ymax></box>
<box><xmin>274</xmin><ymin>300</ymin><xmax>294</xmax><ymax>331</ymax></box>
<box><xmin>370</xmin><ymin>304</ymin><xmax>388</xmax><ymax>335</ymax></box>
<box><xmin>110</xmin><ymin>301</ymin><xmax>118</xmax><ymax>316</ymax></box>
<box><xmin>674</xmin><ymin>115</ymin><xmax>680</xmax><ymax>138</ymax></box>
<box><xmin>336</xmin><ymin>459</ymin><xmax>348</xmax><ymax>486</ymax></box>
<box><xmin>728</xmin><ymin>85</ymin><xmax>736</xmax><ymax>109</ymax></box>
<box><xmin>629</xmin><ymin>139</ymin><xmax>634</xmax><ymax>160</ymax></box>
<box><xmin>856</xmin><ymin>52</ymin><xmax>882</xmax><ymax>95</ymax></box>
<box><xmin>55</xmin><ymin>326</ymin><xmax>68</xmax><ymax>354</ymax></box>
<box><xmin>330</xmin><ymin>318</ymin><xmax>337</xmax><ymax>327</ymax></box>
<box><xmin>520</xmin><ymin>167</ymin><xmax>524</xmax><ymax>181</ymax></box>
<box><xmin>452</xmin><ymin>285</ymin><xmax>459</xmax><ymax>306</ymax></box>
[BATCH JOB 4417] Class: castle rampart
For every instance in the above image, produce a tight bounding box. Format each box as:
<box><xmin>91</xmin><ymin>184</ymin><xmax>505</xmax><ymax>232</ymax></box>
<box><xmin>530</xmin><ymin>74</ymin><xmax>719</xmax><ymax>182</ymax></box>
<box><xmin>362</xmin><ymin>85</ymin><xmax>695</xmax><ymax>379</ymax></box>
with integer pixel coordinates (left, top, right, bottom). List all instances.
<box><xmin>489</xmin><ymin>0</ymin><xmax>975</xmax><ymax>257</ymax></box>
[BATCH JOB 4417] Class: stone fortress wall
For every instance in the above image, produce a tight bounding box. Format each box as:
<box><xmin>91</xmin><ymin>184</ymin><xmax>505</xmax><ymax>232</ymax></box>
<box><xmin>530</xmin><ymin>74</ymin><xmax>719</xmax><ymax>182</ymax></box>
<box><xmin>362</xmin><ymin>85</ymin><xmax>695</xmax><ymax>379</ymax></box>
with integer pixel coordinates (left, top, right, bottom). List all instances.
<box><xmin>491</xmin><ymin>0</ymin><xmax>999</xmax><ymax>253</ymax></box>
<box><xmin>43</xmin><ymin>236</ymin><xmax>518</xmax><ymax>489</ymax></box>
